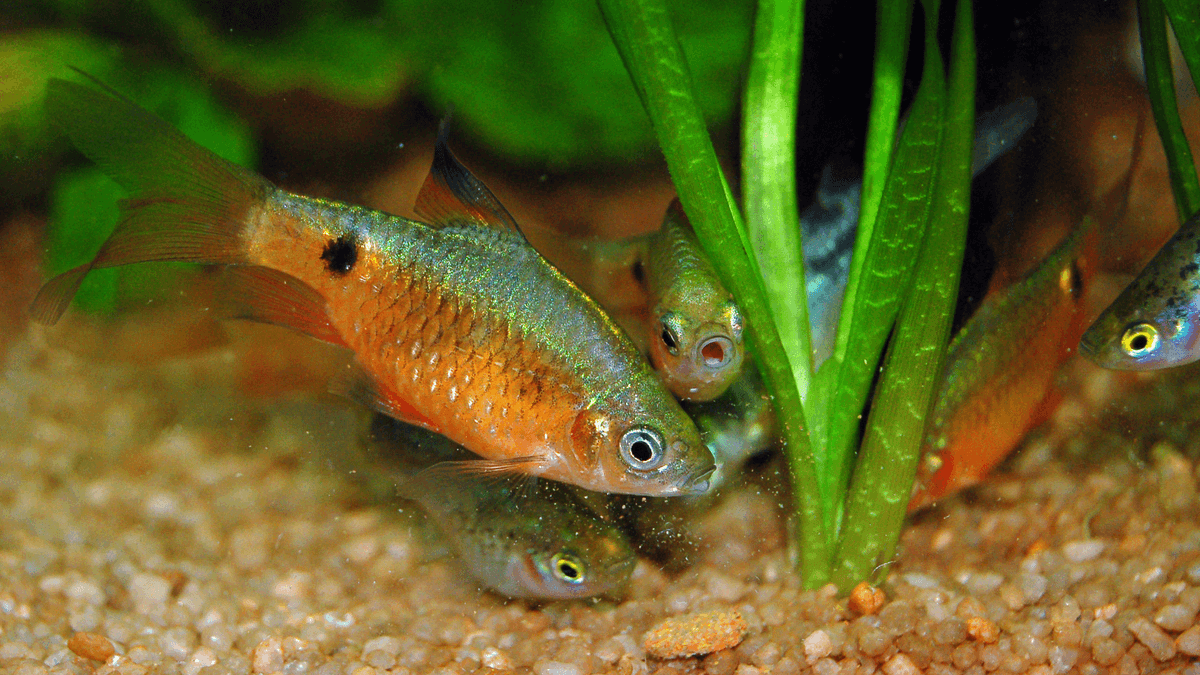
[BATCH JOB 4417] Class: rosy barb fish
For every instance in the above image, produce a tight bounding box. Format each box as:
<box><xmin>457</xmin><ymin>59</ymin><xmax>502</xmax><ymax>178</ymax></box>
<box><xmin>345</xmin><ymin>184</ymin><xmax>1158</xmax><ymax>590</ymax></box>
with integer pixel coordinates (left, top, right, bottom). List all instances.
<box><xmin>361</xmin><ymin>414</ymin><xmax>635</xmax><ymax>600</ymax></box>
<box><xmin>32</xmin><ymin>76</ymin><xmax>714</xmax><ymax>496</ymax></box>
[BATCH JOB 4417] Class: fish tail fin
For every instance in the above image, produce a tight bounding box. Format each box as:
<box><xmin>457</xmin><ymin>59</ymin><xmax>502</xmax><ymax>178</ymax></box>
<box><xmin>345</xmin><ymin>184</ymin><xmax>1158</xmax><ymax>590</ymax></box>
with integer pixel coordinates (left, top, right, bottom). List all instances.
<box><xmin>31</xmin><ymin>74</ymin><xmax>273</xmax><ymax>325</ymax></box>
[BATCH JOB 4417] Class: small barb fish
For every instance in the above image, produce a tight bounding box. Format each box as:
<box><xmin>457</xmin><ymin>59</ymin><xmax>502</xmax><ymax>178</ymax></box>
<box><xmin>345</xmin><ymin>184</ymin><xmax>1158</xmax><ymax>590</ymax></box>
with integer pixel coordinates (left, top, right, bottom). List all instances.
<box><xmin>1080</xmin><ymin>209</ymin><xmax>1200</xmax><ymax>370</ymax></box>
<box><xmin>909</xmin><ymin>219</ymin><xmax>1099</xmax><ymax>511</ymax></box>
<box><xmin>363</xmin><ymin>415</ymin><xmax>636</xmax><ymax>600</ymax></box>
<box><xmin>33</xmin><ymin>75</ymin><xmax>714</xmax><ymax>496</ymax></box>
<box><xmin>644</xmin><ymin>200</ymin><xmax>745</xmax><ymax>401</ymax></box>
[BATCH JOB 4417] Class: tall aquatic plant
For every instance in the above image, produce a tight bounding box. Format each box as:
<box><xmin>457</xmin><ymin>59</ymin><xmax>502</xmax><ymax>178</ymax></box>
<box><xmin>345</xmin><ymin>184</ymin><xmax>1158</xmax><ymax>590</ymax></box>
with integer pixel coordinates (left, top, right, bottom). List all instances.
<box><xmin>1140</xmin><ymin>0</ymin><xmax>1200</xmax><ymax>220</ymax></box>
<box><xmin>600</xmin><ymin>0</ymin><xmax>975</xmax><ymax>588</ymax></box>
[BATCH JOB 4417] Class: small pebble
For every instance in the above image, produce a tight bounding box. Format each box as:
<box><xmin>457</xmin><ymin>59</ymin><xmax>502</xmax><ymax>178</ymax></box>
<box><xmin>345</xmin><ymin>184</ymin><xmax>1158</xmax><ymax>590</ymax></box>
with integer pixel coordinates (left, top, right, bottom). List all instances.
<box><xmin>881</xmin><ymin>653</ymin><xmax>920</xmax><ymax>675</ymax></box>
<box><xmin>481</xmin><ymin>646</ymin><xmax>513</xmax><ymax>670</ymax></box>
<box><xmin>1128</xmin><ymin>617</ymin><xmax>1176</xmax><ymax>661</ymax></box>
<box><xmin>1062</xmin><ymin>540</ymin><xmax>1105</xmax><ymax>563</ymax></box>
<box><xmin>251</xmin><ymin>637</ymin><xmax>283</xmax><ymax>674</ymax></box>
<box><xmin>67</xmin><ymin>632</ymin><xmax>115</xmax><ymax>662</ymax></box>
<box><xmin>1176</xmin><ymin>625</ymin><xmax>1200</xmax><ymax>656</ymax></box>
<box><xmin>849</xmin><ymin>583</ymin><xmax>885</xmax><ymax>615</ymax></box>
<box><xmin>1154</xmin><ymin>604</ymin><xmax>1195</xmax><ymax>632</ymax></box>
<box><xmin>966</xmin><ymin>617</ymin><xmax>999</xmax><ymax>644</ymax></box>
<box><xmin>803</xmin><ymin>630</ymin><xmax>831</xmax><ymax>664</ymax></box>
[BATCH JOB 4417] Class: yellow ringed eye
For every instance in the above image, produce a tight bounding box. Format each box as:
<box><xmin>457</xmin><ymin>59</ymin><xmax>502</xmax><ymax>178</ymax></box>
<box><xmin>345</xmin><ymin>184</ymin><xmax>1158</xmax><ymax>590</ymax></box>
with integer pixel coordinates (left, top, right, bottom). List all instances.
<box><xmin>551</xmin><ymin>552</ymin><xmax>585</xmax><ymax>584</ymax></box>
<box><xmin>1120</xmin><ymin>323</ymin><xmax>1159</xmax><ymax>357</ymax></box>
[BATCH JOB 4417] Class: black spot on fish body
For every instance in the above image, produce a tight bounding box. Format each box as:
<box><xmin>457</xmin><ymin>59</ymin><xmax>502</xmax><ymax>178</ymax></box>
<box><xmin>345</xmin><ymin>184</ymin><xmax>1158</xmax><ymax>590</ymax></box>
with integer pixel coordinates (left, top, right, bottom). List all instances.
<box><xmin>1067</xmin><ymin>261</ymin><xmax>1083</xmax><ymax>298</ymax></box>
<box><xmin>321</xmin><ymin>235</ymin><xmax>358</xmax><ymax>275</ymax></box>
<box><xmin>1181</xmin><ymin>262</ymin><xmax>1200</xmax><ymax>280</ymax></box>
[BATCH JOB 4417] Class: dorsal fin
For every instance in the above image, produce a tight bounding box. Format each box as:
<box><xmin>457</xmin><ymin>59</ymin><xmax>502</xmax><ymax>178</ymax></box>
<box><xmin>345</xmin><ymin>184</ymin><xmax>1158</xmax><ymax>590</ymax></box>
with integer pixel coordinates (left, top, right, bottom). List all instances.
<box><xmin>413</xmin><ymin>120</ymin><xmax>525</xmax><ymax>238</ymax></box>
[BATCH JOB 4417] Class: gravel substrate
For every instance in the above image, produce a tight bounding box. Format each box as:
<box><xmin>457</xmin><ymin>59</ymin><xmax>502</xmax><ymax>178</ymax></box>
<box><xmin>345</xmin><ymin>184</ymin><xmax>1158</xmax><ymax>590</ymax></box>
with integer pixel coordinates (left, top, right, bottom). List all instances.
<box><xmin>4</xmin><ymin>321</ymin><xmax>1200</xmax><ymax>675</ymax></box>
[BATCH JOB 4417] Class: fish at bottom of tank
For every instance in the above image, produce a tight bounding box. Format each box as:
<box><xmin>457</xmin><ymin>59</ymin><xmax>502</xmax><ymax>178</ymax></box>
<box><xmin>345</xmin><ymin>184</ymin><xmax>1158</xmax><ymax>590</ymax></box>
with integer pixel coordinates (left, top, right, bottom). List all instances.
<box><xmin>350</xmin><ymin>370</ymin><xmax>782</xmax><ymax>600</ymax></box>
<box><xmin>355</xmin><ymin>414</ymin><xmax>638</xmax><ymax>601</ymax></box>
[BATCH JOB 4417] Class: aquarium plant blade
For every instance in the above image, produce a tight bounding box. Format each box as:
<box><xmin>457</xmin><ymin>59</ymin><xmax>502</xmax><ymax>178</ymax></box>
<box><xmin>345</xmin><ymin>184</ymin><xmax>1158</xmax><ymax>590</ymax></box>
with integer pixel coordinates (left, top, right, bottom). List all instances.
<box><xmin>742</xmin><ymin>0</ymin><xmax>812</xmax><ymax>401</ymax></box>
<box><xmin>1139</xmin><ymin>0</ymin><xmax>1200</xmax><ymax>221</ymax></box>
<box><xmin>834</xmin><ymin>0</ymin><xmax>974</xmax><ymax>588</ymax></box>
<box><xmin>599</xmin><ymin>0</ymin><xmax>830</xmax><ymax>586</ymax></box>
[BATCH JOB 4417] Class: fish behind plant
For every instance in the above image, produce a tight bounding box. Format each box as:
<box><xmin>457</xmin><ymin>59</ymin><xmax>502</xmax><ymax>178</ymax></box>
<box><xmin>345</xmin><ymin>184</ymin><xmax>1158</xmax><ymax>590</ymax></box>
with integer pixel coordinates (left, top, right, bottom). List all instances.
<box><xmin>908</xmin><ymin>219</ymin><xmax>1100</xmax><ymax>511</ymax></box>
<box><xmin>643</xmin><ymin>200</ymin><xmax>745</xmax><ymax>401</ymax></box>
<box><xmin>362</xmin><ymin>415</ymin><xmax>636</xmax><ymax>600</ymax></box>
<box><xmin>1080</xmin><ymin>209</ymin><xmax>1200</xmax><ymax>370</ymax></box>
<box><xmin>33</xmin><ymin>75</ymin><xmax>714</xmax><ymax>497</ymax></box>
<box><xmin>804</xmin><ymin>97</ymin><xmax>1039</xmax><ymax>368</ymax></box>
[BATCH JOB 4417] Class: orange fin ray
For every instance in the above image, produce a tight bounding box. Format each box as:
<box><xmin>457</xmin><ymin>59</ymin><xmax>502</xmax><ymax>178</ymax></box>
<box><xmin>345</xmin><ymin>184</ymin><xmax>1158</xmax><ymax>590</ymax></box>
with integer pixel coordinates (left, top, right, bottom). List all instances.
<box><xmin>330</xmin><ymin>367</ymin><xmax>441</xmax><ymax>433</ymax></box>
<box><xmin>413</xmin><ymin>120</ymin><xmax>524</xmax><ymax>237</ymax></box>
<box><xmin>417</xmin><ymin>456</ymin><xmax>547</xmax><ymax>484</ymax></box>
<box><xmin>217</xmin><ymin>266</ymin><xmax>347</xmax><ymax>347</ymax></box>
<box><xmin>31</xmin><ymin>74</ymin><xmax>273</xmax><ymax>325</ymax></box>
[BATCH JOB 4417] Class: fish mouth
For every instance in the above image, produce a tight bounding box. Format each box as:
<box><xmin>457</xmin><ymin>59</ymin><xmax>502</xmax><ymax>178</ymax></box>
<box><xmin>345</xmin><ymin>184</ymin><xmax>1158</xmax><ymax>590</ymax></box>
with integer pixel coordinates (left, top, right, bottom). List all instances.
<box><xmin>696</xmin><ymin>335</ymin><xmax>736</xmax><ymax>370</ymax></box>
<box><xmin>683</xmin><ymin>465</ymin><xmax>716</xmax><ymax>494</ymax></box>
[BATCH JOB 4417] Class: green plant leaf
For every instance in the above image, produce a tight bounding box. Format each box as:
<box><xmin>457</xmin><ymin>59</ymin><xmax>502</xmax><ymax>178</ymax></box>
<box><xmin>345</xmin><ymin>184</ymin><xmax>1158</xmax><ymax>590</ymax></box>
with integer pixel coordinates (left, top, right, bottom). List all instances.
<box><xmin>1139</xmin><ymin>0</ymin><xmax>1200</xmax><ymax>220</ymax></box>
<box><xmin>742</xmin><ymin>0</ymin><xmax>811</xmax><ymax>406</ymax></box>
<box><xmin>598</xmin><ymin>0</ymin><xmax>828</xmax><ymax>587</ymax></box>
<box><xmin>833</xmin><ymin>0</ymin><xmax>975</xmax><ymax>588</ymax></box>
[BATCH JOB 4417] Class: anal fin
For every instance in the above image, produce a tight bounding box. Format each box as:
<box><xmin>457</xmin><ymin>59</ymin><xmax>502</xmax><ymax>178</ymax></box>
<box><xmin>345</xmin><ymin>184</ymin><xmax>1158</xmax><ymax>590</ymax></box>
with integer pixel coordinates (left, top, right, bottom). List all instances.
<box><xmin>330</xmin><ymin>365</ymin><xmax>442</xmax><ymax>433</ymax></box>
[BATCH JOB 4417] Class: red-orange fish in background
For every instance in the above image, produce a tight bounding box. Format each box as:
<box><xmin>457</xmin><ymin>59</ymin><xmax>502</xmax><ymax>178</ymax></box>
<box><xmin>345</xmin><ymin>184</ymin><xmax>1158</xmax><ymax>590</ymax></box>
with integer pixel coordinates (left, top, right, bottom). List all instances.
<box><xmin>908</xmin><ymin>219</ymin><xmax>1101</xmax><ymax>511</ymax></box>
<box><xmin>32</xmin><ymin>75</ymin><xmax>714</xmax><ymax>497</ymax></box>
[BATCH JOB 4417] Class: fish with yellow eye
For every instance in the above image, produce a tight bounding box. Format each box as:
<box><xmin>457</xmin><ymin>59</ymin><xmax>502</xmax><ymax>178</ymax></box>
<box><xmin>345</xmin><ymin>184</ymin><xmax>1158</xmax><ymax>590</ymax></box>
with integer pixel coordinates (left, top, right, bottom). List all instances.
<box><xmin>360</xmin><ymin>414</ymin><xmax>636</xmax><ymax>600</ymax></box>
<box><xmin>909</xmin><ymin>219</ymin><xmax>1101</xmax><ymax>511</ymax></box>
<box><xmin>1080</xmin><ymin>209</ymin><xmax>1200</xmax><ymax>370</ymax></box>
<box><xmin>32</xmin><ymin>74</ymin><xmax>714</xmax><ymax>497</ymax></box>
<box><xmin>643</xmin><ymin>200</ymin><xmax>745</xmax><ymax>401</ymax></box>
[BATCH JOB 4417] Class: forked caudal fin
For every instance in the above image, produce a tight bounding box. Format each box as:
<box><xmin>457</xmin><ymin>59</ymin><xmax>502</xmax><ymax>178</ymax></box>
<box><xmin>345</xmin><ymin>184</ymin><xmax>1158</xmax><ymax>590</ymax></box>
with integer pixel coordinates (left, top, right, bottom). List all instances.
<box><xmin>31</xmin><ymin>73</ymin><xmax>273</xmax><ymax>325</ymax></box>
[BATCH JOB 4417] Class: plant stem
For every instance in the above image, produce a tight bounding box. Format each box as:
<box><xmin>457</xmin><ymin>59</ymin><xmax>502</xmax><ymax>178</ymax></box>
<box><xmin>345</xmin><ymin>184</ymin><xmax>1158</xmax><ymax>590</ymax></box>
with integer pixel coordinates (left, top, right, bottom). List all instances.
<box><xmin>1140</xmin><ymin>0</ymin><xmax>1200</xmax><ymax>220</ymax></box>
<box><xmin>598</xmin><ymin>0</ymin><xmax>830</xmax><ymax>586</ymax></box>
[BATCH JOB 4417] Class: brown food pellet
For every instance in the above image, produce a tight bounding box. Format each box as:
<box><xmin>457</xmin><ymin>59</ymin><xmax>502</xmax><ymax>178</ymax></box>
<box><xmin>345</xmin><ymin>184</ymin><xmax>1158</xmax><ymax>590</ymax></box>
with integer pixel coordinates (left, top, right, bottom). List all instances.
<box><xmin>68</xmin><ymin>632</ymin><xmax>116</xmax><ymax>662</ymax></box>
<box><xmin>966</xmin><ymin>617</ymin><xmax>999</xmax><ymax>644</ymax></box>
<box><xmin>644</xmin><ymin>610</ymin><xmax>749</xmax><ymax>659</ymax></box>
<box><xmin>849</xmin><ymin>582</ymin><xmax>886</xmax><ymax>616</ymax></box>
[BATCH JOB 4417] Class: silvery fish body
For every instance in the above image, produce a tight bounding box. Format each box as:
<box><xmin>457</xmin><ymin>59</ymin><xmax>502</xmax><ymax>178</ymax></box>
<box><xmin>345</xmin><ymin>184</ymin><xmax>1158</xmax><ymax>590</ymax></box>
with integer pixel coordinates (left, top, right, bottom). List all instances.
<box><xmin>362</xmin><ymin>415</ymin><xmax>636</xmax><ymax>600</ymax></box>
<box><xmin>1080</xmin><ymin>210</ymin><xmax>1200</xmax><ymax>370</ymax></box>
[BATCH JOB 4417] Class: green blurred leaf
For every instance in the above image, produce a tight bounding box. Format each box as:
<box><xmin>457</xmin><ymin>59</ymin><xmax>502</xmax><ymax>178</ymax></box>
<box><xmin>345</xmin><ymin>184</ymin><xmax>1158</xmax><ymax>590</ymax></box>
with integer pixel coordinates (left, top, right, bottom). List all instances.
<box><xmin>0</xmin><ymin>30</ymin><xmax>118</xmax><ymax>193</ymax></box>
<box><xmin>404</xmin><ymin>0</ymin><xmax>752</xmax><ymax>165</ymax></box>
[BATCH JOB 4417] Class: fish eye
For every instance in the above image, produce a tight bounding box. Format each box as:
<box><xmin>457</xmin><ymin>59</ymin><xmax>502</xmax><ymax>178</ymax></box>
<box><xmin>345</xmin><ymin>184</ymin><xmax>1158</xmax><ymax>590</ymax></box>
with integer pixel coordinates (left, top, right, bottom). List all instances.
<box><xmin>551</xmin><ymin>552</ymin><xmax>585</xmax><ymax>585</ymax></box>
<box><xmin>1121</xmin><ymin>323</ymin><xmax>1159</xmax><ymax>357</ymax></box>
<box><xmin>620</xmin><ymin>427</ymin><xmax>666</xmax><ymax>471</ymax></box>
<box><xmin>659</xmin><ymin>321</ymin><xmax>680</xmax><ymax>355</ymax></box>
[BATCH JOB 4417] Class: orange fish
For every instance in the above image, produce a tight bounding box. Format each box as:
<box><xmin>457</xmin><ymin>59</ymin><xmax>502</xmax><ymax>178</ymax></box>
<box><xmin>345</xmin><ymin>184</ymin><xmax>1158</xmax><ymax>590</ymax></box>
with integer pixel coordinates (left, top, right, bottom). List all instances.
<box><xmin>32</xmin><ymin>75</ymin><xmax>714</xmax><ymax>496</ymax></box>
<box><xmin>908</xmin><ymin>220</ymin><xmax>1100</xmax><ymax>511</ymax></box>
